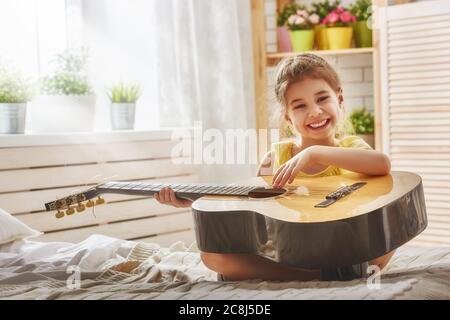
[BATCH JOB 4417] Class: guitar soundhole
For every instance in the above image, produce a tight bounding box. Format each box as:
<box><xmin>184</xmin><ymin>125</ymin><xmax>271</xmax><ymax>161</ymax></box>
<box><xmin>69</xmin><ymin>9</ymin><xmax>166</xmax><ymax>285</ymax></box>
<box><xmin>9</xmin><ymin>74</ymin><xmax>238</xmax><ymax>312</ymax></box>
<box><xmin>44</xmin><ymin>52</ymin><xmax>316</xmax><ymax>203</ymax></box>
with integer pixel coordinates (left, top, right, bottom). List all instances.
<box><xmin>248</xmin><ymin>187</ymin><xmax>286</xmax><ymax>199</ymax></box>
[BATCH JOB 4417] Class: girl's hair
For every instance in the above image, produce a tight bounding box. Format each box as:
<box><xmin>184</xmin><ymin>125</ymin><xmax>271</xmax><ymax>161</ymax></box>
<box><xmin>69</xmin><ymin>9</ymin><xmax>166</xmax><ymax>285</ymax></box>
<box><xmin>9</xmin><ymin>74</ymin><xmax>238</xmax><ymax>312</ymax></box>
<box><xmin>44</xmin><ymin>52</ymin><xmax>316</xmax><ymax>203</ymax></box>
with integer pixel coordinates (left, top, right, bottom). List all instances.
<box><xmin>273</xmin><ymin>53</ymin><xmax>354</xmax><ymax>139</ymax></box>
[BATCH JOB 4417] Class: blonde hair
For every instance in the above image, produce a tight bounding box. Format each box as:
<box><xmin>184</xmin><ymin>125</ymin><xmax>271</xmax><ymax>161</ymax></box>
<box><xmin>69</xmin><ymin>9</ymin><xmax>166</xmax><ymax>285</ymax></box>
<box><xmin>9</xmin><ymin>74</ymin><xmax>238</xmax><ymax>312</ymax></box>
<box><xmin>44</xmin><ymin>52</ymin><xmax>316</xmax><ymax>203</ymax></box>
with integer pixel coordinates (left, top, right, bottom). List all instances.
<box><xmin>273</xmin><ymin>53</ymin><xmax>354</xmax><ymax>139</ymax></box>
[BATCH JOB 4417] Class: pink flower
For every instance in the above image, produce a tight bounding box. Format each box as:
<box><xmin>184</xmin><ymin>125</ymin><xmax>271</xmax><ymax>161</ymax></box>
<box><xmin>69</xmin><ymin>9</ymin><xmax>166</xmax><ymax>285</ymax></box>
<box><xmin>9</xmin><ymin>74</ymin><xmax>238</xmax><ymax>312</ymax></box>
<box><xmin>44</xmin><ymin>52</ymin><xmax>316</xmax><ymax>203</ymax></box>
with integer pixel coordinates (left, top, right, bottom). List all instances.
<box><xmin>309</xmin><ymin>13</ymin><xmax>320</xmax><ymax>25</ymax></box>
<box><xmin>288</xmin><ymin>14</ymin><xmax>297</xmax><ymax>25</ymax></box>
<box><xmin>340</xmin><ymin>11</ymin><xmax>354</xmax><ymax>23</ymax></box>
<box><xmin>335</xmin><ymin>6</ymin><xmax>344</xmax><ymax>14</ymax></box>
<box><xmin>295</xmin><ymin>16</ymin><xmax>305</xmax><ymax>25</ymax></box>
<box><xmin>321</xmin><ymin>16</ymin><xmax>328</xmax><ymax>25</ymax></box>
<box><xmin>296</xmin><ymin>9</ymin><xmax>308</xmax><ymax>18</ymax></box>
<box><xmin>327</xmin><ymin>12</ymin><xmax>339</xmax><ymax>24</ymax></box>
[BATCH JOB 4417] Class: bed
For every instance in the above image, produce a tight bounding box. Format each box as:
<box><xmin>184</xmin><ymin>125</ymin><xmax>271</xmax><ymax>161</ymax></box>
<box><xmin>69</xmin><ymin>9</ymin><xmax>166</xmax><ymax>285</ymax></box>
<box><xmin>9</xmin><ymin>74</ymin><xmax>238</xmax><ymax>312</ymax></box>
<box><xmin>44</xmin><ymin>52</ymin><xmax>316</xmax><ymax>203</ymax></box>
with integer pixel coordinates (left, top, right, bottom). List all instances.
<box><xmin>1</xmin><ymin>232</ymin><xmax>449</xmax><ymax>300</ymax></box>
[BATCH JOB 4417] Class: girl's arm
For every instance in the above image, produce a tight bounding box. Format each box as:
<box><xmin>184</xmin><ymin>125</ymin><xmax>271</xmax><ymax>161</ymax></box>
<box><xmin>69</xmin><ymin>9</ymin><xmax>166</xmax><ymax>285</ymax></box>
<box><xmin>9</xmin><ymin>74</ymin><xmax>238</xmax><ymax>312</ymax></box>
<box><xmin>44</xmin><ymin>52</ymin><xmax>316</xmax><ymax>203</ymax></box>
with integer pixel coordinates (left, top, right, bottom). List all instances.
<box><xmin>311</xmin><ymin>146</ymin><xmax>391</xmax><ymax>176</ymax></box>
<box><xmin>273</xmin><ymin>146</ymin><xmax>391</xmax><ymax>188</ymax></box>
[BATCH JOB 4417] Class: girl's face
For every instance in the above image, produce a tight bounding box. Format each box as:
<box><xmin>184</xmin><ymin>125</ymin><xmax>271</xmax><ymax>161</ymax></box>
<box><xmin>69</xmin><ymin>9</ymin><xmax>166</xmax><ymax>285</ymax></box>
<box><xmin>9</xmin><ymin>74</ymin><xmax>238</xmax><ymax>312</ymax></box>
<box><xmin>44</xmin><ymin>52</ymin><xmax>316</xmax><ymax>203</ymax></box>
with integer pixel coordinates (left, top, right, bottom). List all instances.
<box><xmin>284</xmin><ymin>77</ymin><xmax>342</xmax><ymax>143</ymax></box>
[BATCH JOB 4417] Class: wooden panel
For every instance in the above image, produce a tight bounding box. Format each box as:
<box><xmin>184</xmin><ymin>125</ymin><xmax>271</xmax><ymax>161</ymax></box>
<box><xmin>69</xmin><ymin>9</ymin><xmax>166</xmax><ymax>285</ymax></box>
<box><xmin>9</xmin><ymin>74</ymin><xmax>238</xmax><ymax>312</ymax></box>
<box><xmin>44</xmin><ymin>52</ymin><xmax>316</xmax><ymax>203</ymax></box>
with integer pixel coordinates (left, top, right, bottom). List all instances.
<box><xmin>390</xmin><ymin>77</ymin><xmax>450</xmax><ymax>87</ymax></box>
<box><xmin>390</xmin><ymin>140</ymin><xmax>450</xmax><ymax>146</ymax></box>
<box><xmin>392</xmin><ymin>160</ymin><xmax>450</xmax><ymax>167</ymax></box>
<box><xmin>390</xmin><ymin>112</ymin><xmax>450</xmax><ymax>120</ymax></box>
<box><xmin>390</xmin><ymin>119</ymin><xmax>450</xmax><ymax>127</ymax></box>
<box><xmin>390</xmin><ymin>106</ymin><xmax>450</xmax><ymax>114</ymax></box>
<box><xmin>0</xmin><ymin>174</ymin><xmax>198</xmax><ymax>214</ymax></box>
<box><xmin>388</xmin><ymin>13</ymin><xmax>450</xmax><ymax>28</ymax></box>
<box><xmin>383</xmin><ymin>0</ymin><xmax>450</xmax><ymax>247</ymax></box>
<box><xmin>251</xmin><ymin>0</ymin><xmax>269</xmax><ymax>162</ymax></box>
<box><xmin>391</xmin><ymin>153</ymin><xmax>450</xmax><ymax>160</ymax></box>
<box><xmin>17</xmin><ymin>198</ymin><xmax>189</xmax><ymax>233</ymax></box>
<box><xmin>0</xmin><ymin>157</ymin><xmax>192</xmax><ymax>192</ymax></box>
<box><xmin>391</xmin><ymin>133</ymin><xmax>450</xmax><ymax>140</ymax></box>
<box><xmin>137</xmin><ymin>229</ymin><xmax>196</xmax><ymax>247</ymax></box>
<box><xmin>390</xmin><ymin>146</ymin><xmax>450</xmax><ymax>153</ymax></box>
<box><xmin>389</xmin><ymin>98</ymin><xmax>450</xmax><ymax>107</ymax></box>
<box><xmin>34</xmin><ymin>211</ymin><xmax>193</xmax><ymax>243</ymax></box>
<box><xmin>0</xmin><ymin>129</ymin><xmax>187</xmax><ymax>148</ymax></box>
<box><xmin>0</xmin><ymin>140</ymin><xmax>190</xmax><ymax>170</ymax></box>
<box><xmin>389</xmin><ymin>48</ymin><xmax>450</xmax><ymax>61</ymax></box>
<box><xmin>388</xmin><ymin>56</ymin><xmax>450</xmax><ymax>67</ymax></box>
<box><xmin>389</xmin><ymin>26</ymin><xmax>450</xmax><ymax>41</ymax></box>
<box><xmin>389</xmin><ymin>70</ymin><xmax>450</xmax><ymax>81</ymax></box>
<box><xmin>389</xmin><ymin>36</ymin><xmax>450</xmax><ymax>50</ymax></box>
<box><xmin>389</xmin><ymin>64</ymin><xmax>450</xmax><ymax>75</ymax></box>
<box><xmin>389</xmin><ymin>42</ymin><xmax>450</xmax><ymax>56</ymax></box>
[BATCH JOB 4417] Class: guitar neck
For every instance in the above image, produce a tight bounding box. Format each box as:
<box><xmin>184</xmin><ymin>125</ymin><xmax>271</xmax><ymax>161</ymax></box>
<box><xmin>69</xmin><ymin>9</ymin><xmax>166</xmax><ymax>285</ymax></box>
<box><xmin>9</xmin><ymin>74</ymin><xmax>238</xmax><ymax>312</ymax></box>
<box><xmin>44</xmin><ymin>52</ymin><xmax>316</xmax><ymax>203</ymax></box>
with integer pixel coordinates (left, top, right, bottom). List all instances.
<box><xmin>97</xmin><ymin>181</ymin><xmax>257</xmax><ymax>200</ymax></box>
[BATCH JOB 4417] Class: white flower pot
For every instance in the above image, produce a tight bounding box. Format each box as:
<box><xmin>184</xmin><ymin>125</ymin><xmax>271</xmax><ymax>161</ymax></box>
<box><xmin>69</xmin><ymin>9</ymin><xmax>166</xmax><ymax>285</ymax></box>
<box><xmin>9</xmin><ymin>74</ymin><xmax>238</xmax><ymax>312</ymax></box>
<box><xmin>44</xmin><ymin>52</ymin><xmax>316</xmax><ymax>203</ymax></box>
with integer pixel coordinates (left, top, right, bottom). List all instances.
<box><xmin>30</xmin><ymin>95</ymin><xmax>96</xmax><ymax>133</ymax></box>
<box><xmin>0</xmin><ymin>103</ymin><xmax>27</xmax><ymax>134</ymax></box>
<box><xmin>110</xmin><ymin>103</ymin><xmax>136</xmax><ymax>130</ymax></box>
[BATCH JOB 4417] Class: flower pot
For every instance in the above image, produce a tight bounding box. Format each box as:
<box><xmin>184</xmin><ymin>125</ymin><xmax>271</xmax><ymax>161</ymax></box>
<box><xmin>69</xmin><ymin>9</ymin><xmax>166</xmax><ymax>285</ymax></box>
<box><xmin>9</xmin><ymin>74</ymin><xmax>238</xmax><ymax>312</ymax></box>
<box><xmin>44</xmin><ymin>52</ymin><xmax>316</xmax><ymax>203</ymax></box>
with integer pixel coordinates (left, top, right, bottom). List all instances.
<box><xmin>277</xmin><ymin>26</ymin><xmax>292</xmax><ymax>52</ymax></box>
<box><xmin>289</xmin><ymin>29</ymin><xmax>314</xmax><ymax>52</ymax></box>
<box><xmin>326</xmin><ymin>27</ymin><xmax>353</xmax><ymax>50</ymax></box>
<box><xmin>0</xmin><ymin>103</ymin><xmax>27</xmax><ymax>134</ymax></box>
<box><xmin>354</xmin><ymin>21</ymin><xmax>372</xmax><ymax>48</ymax></box>
<box><xmin>110</xmin><ymin>103</ymin><xmax>136</xmax><ymax>130</ymax></box>
<box><xmin>30</xmin><ymin>95</ymin><xmax>96</xmax><ymax>133</ymax></box>
<box><xmin>358</xmin><ymin>133</ymin><xmax>375</xmax><ymax>149</ymax></box>
<box><xmin>314</xmin><ymin>24</ymin><xmax>329</xmax><ymax>50</ymax></box>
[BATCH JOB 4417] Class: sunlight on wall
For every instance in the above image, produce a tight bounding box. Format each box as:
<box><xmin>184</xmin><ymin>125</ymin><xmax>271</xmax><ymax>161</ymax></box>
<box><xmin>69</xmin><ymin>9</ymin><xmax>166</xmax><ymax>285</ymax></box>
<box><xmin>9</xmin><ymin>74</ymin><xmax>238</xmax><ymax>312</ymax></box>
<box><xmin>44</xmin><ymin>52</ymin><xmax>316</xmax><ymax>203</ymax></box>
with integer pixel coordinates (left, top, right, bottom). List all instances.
<box><xmin>0</xmin><ymin>0</ymin><xmax>67</xmax><ymax>77</ymax></box>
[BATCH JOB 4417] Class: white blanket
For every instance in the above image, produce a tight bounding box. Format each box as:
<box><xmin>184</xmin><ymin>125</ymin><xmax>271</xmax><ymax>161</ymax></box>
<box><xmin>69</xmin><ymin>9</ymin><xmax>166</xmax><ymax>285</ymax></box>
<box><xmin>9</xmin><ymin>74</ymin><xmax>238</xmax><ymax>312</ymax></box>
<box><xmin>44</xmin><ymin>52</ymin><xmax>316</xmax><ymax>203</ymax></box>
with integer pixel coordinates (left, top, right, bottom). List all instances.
<box><xmin>0</xmin><ymin>235</ymin><xmax>449</xmax><ymax>300</ymax></box>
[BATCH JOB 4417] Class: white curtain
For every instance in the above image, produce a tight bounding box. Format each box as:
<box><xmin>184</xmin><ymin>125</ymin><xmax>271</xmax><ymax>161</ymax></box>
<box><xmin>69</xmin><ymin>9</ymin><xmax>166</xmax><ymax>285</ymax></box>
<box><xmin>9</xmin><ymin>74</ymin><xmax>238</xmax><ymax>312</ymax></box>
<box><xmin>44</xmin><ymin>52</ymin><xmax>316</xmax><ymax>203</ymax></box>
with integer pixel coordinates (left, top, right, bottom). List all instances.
<box><xmin>83</xmin><ymin>0</ymin><xmax>257</xmax><ymax>182</ymax></box>
<box><xmin>154</xmin><ymin>0</ymin><xmax>255</xmax><ymax>130</ymax></box>
<box><xmin>153</xmin><ymin>0</ymin><xmax>257</xmax><ymax>182</ymax></box>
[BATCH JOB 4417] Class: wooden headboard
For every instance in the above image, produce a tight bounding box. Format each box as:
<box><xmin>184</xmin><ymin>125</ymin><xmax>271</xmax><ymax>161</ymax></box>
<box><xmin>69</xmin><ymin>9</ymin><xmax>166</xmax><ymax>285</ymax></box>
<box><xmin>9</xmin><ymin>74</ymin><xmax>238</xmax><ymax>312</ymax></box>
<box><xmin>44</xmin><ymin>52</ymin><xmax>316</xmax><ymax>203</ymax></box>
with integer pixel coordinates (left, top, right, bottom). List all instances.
<box><xmin>0</xmin><ymin>129</ymin><xmax>198</xmax><ymax>247</ymax></box>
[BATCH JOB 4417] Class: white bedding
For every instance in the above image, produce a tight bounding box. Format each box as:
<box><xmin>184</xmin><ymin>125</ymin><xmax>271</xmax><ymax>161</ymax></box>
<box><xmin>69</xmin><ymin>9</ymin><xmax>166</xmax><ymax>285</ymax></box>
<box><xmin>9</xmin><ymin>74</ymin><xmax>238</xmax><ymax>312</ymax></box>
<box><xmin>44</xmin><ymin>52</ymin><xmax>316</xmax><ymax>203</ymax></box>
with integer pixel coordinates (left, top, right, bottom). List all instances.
<box><xmin>0</xmin><ymin>235</ymin><xmax>449</xmax><ymax>300</ymax></box>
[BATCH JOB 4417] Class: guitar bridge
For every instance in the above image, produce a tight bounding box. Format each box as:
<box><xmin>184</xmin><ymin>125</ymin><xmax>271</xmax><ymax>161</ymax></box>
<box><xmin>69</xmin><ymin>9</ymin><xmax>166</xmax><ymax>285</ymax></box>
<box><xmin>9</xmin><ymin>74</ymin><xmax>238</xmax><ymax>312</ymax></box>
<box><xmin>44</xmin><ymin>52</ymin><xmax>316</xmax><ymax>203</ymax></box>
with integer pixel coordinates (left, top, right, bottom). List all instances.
<box><xmin>315</xmin><ymin>182</ymin><xmax>366</xmax><ymax>208</ymax></box>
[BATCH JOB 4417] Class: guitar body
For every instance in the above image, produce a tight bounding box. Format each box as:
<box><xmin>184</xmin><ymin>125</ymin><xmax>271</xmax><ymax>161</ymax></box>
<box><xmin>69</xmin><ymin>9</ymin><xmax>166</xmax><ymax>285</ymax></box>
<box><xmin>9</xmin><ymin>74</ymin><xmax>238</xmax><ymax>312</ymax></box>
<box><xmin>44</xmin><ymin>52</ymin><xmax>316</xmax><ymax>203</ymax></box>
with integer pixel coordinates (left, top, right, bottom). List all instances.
<box><xmin>191</xmin><ymin>171</ymin><xmax>427</xmax><ymax>269</ymax></box>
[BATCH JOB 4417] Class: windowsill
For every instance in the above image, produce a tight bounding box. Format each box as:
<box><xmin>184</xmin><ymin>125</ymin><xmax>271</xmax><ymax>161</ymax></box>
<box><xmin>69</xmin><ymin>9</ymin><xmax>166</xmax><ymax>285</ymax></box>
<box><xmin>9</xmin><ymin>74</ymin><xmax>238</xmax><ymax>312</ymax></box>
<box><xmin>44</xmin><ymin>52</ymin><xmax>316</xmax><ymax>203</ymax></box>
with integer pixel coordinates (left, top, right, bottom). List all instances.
<box><xmin>0</xmin><ymin>127</ymin><xmax>193</xmax><ymax>148</ymax></box>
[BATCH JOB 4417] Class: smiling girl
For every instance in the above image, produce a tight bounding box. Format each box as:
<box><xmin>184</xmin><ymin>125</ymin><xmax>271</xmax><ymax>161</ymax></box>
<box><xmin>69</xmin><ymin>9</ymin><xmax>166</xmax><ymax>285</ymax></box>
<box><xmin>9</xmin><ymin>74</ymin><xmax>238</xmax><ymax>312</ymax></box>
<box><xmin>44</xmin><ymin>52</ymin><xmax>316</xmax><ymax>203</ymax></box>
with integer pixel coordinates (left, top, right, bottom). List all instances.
<box><xmin>155</xmin><ymin>53</ymin><xmax>394</xmax><ymax>282</ymax></box>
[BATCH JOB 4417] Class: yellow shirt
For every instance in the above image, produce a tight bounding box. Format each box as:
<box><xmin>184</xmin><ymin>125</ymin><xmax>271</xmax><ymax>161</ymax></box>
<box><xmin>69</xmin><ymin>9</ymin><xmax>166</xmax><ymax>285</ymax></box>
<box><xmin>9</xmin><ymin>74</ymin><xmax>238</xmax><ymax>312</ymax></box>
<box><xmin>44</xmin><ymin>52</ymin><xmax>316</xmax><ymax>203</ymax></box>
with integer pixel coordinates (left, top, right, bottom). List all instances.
<box><xmin>272</xmin><ymin>135</ymin><xmax>372</xmax><ymax>177</ymax></box>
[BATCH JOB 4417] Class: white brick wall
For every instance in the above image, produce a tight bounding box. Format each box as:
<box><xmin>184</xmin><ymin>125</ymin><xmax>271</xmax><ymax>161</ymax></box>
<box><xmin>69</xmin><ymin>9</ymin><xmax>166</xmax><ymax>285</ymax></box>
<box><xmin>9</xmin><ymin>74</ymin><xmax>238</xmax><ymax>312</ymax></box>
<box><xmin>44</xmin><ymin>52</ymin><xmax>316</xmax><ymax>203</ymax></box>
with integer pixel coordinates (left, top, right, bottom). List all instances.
<box><xmin>265</xmin><ymin>0</ymin><xmax>277</xmax><ymax>53</ymax></box>
<box><xmin>264</xmin><ymin>0</ymin><xmax>374</xmax><ymax>126</ymax></box>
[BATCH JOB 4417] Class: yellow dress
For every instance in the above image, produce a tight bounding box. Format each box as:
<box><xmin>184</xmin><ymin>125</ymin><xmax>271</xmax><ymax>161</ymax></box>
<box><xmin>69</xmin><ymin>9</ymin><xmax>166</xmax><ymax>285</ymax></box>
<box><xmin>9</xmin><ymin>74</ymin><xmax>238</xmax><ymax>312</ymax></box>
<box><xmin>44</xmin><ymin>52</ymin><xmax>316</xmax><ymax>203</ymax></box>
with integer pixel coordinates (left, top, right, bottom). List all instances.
<box><xmin>272</xmin><ymin>135</ymin><xmax>372</xmax><ymax>177</ymax></box>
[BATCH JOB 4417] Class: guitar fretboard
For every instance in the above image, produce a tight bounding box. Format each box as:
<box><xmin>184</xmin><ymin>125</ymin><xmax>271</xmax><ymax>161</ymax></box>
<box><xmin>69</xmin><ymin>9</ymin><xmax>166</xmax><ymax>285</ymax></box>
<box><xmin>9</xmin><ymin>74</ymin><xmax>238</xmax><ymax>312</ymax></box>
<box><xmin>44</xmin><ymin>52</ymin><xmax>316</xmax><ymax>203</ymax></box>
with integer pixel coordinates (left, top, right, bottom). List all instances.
<box><xmin>97</xmin><ymin>181</ymin><xmax>257</xmax><ymax>196</ymax></box>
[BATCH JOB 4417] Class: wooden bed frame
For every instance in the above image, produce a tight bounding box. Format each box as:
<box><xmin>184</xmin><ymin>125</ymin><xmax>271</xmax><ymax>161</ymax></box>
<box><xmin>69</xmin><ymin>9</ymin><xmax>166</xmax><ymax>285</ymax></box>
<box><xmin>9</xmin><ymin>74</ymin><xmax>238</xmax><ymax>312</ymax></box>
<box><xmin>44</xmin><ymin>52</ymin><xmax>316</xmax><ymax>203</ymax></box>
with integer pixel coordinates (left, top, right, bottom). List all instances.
<box><xmin>0</xmin><ymin>129</ymin><xmax>198</xmax><ymax>246</ymax></box>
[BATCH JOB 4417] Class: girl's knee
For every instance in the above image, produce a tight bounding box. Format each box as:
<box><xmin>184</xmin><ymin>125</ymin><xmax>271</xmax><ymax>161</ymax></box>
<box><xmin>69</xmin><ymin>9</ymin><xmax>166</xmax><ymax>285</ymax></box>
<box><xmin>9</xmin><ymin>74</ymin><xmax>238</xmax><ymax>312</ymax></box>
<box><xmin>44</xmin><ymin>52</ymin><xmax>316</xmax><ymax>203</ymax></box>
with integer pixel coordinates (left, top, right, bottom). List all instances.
<box><xmin>200</xmin><ymin>252</ymin><xmax>229</xmax><ymax>272</ymax></box>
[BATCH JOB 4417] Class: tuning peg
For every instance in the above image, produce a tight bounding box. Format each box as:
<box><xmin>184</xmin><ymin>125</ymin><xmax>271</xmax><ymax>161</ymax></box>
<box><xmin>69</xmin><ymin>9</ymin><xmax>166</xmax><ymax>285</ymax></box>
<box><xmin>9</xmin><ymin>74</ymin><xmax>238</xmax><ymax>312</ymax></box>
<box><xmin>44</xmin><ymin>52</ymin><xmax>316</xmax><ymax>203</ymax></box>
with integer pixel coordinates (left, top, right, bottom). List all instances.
<box><xmin>86</xmin><ymin>200</ymin><xmax>95</xmax><ymax>208</ymax></box>
<box><xmin>95</xmin><ymin>196</ymin><xmax>105</xmax><ymax>205</ymax></box>
<box><xmin>55</xmin><ymin>210</ymin><xmax>64</xmax><ymax>219</ymax></box>
<box><xmin>76</xmin><ymin>203</ymin><xmax>85</xmax><ymax>212</ymax></box>
<box><xmin>65</xmin><ymin>207</ymin><xmax>75</xmax><ymax>215</ymax></box>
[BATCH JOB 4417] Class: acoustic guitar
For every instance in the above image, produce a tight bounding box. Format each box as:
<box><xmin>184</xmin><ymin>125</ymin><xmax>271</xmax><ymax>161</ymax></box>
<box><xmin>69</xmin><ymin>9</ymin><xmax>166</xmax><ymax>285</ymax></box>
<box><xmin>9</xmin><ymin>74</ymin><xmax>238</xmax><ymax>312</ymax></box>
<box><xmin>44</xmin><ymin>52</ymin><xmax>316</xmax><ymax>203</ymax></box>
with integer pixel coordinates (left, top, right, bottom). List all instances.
<box><xmin>44</xmin><ymin>171</ymin><xmax>427</xmax><ymax>269</ymax></box>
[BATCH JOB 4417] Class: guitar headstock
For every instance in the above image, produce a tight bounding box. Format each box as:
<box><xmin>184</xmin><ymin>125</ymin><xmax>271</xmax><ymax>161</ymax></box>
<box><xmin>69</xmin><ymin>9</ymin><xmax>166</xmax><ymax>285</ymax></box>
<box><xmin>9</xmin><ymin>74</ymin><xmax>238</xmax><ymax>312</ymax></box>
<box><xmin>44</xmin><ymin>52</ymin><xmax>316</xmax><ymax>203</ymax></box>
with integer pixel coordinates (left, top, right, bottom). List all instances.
<box><xmin>45</xmin><ymin>186</ymin><xmax>106</xmax><ymax>219</ymax></box>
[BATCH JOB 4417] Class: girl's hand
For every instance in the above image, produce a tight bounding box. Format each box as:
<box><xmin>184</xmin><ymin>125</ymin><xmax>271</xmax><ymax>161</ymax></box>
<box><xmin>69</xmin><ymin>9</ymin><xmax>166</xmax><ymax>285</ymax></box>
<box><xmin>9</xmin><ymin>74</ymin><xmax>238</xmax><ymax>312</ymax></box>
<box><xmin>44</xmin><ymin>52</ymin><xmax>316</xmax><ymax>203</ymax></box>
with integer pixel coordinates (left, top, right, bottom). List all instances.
<box><xmin>154</xmin><ymin>187</ymin><xmax>193</xmax><ymax>208</ymax></box>
<box><xmin>272</xmin><ymin>146</ymin><xmax>317</xmax><ymax>188</ymax></box>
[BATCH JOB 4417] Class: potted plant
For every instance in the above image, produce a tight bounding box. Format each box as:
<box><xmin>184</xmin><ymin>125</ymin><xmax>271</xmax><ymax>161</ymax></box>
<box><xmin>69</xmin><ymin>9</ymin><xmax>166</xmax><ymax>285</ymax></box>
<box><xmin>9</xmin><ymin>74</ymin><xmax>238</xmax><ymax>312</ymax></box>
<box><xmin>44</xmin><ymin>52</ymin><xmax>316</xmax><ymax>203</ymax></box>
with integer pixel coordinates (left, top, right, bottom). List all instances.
<box><xmin>322</xmin><ymin>6</ymin><xmax>356</xmax><ymax>50</ymax></box>
<box><xmin>0</xmin><ymin>64</ymin><xmax>35</xmax><ymax>134</ymax></box>
<box><xmin>350</xmin><ymin>0</ymin><xmax>373</xmax><ymax>48</ymax></box>
<box><xmin>31</xmin><ymin>47</ymin><xmax>95</xmax><ymax>133</ymax></box>
<box><xmin>276</xmin><ymin>3</ymin><xmax>299</xmax><ymax>52</ymax></box>
<box><xmin>348</xmin><ymin>107</ymin><xmax>375</xmax><ymax>148</ymax></box>
<box><xmin>311</xmin><ymin>0</ymin><xmax>341</xmax><ymax>50</ymax></box>
<box><xmin>287</xmin><ymin>9</ymin><xmax>320</xmax><ymax>52</ymax></box>
<box><xmin>107</xmin><ymin>82</ymin><xmax>141</xmax><ymax>130</ymax></box>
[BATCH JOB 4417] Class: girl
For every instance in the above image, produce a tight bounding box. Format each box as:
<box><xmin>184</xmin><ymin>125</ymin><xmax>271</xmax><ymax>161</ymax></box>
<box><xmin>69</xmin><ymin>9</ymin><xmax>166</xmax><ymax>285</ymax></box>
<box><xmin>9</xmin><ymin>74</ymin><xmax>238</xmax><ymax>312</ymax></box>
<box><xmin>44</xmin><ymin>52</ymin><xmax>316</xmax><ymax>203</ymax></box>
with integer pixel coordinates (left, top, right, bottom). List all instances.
<box><xmin>155</xmin><ymin>53</ymin><xmax>394</xmax><ymax>282</ymax></box>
